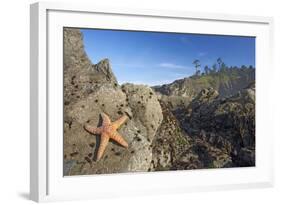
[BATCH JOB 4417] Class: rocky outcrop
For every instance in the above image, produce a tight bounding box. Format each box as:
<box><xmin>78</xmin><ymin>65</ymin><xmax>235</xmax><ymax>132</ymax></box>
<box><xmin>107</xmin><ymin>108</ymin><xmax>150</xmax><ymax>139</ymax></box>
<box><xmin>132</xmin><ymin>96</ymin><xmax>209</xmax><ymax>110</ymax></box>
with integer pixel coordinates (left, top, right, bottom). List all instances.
<box><xmin>154</xmin><ymin>68</ymin><xmax>255</xmax><ymax>110</ymax></box>
<box><xmin>63</xmin><ymin>28</ymin><xmax>117</xmax><ymax>106</ymax></box>
<box><xmin>151</xmin><ymin>101</ymin><xmax>192</xmax><ymax>171</ymax></box>
<box><xmin>177</xmin><ymin>85</ymin><xmax>255</xmax><ymax>167</ymax></box>
<box><xmin>63</xmin><ymin>28</ymin><xmax>163</xmax><ymax>175</ymax></box>
<box><xmin>151</xmin><ymin>100</ymin><xmax>233</xmax><ymax>171</ymax></box>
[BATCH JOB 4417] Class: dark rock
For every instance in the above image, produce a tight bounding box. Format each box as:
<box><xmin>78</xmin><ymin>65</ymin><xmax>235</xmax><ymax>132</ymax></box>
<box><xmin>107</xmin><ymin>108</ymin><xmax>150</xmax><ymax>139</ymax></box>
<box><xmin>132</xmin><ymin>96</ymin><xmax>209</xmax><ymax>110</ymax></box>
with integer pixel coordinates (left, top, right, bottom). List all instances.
<box><xmin>235</xmin><ymin>147</ymin><xmax>255</xmax><ymax>167</ymax></box>
<box><xmin>177</xmin><ymin>84</ymin><xmax>255</xmax><ymax>167</ymax></box>
<box><xmin>151</xmin><ymin>101</ymin><xmax>192</xmax><ymax>171</ymax></box>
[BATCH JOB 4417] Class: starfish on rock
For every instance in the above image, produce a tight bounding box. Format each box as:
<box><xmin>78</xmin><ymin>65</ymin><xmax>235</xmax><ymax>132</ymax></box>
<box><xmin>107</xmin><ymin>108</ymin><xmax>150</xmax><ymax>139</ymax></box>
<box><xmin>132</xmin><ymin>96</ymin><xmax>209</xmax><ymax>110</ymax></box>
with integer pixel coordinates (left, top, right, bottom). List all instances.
<box><xmin>84</xmin><ymin>112</ymin><xmax>129</xmax><ymax>161</ymax></box>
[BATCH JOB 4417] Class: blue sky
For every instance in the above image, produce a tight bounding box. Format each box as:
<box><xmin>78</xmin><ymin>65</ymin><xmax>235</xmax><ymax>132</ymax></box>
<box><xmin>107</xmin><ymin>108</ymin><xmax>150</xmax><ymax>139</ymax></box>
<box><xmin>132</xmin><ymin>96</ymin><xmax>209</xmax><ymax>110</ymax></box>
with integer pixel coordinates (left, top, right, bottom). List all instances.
<box><xmin>81</xmin><ymin>29</ymin><xmax>255</xmax><ymax>86</ymax></box>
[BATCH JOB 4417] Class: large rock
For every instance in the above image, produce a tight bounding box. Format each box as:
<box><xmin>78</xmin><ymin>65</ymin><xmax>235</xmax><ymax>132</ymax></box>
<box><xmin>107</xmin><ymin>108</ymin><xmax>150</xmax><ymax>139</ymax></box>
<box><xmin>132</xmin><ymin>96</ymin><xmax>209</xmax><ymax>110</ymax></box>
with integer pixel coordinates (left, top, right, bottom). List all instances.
<box><xmin>63</xmin><ymin>28</ymin><xmax>163</xmax><ymax>175</ymax></box>
<box><xmin>63</xmin><ymin>28</ymin><xmax>117</xmax><ymax>106</ymax></box>
<box><xmin>64</xmin><ymin>84</ymin><xmax>163</xmax><ymax>175</ymax></box>
<box><xmin>178</xmin><ymin>85</ymin><xmax>255</xmax><ymax>167</ymax></box>
<box><xmin>151</xmin><ymin>100</ymin><xmax>233</xmax><ymax>171</ymax></box>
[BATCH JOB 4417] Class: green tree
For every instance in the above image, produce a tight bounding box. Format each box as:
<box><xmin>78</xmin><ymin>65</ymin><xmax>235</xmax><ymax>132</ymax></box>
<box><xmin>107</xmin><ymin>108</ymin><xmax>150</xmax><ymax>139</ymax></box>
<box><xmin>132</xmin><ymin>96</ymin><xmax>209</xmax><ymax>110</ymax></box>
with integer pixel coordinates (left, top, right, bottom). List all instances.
<box><xmin>193</xmin><ymin>59</ymin><xmax>201</xmax><ymax>75</ymax></box>
<box><xmin>212</xmin><ymin>63</ymin><xmax>217</xmax><ymax>73</ymax></box>
<box><xmin>204</xmin><ymin>65</ymin><xmax>210</xmax><ymax>75</ymax></box>
<box><xmin>220</xmin><ymin>62</ymin><xmax>227</xmax><ymax>72</ymax></box>
<box><xmin>217</xmin><ymin>58</ymin><xmax>223</xmax><ymax>70</ymax></box>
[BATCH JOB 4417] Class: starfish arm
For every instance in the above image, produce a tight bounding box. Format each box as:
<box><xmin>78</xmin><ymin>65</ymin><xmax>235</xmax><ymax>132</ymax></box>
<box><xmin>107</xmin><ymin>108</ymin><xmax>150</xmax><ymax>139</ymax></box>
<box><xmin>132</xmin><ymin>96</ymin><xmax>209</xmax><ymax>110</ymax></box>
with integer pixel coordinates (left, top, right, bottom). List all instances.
<box><xmin>110</xmin><ymin>131</ymin><xmax>129</xmax><ymax>148</ymax></box>
<box><xmin>84</xmin><ymin>125</ymin><xmax>102</xmax><ymax>134</ymax></box>
<box><xmin>96</xmin><ymin>133</ymin><xmax>109</xmax><ymax>161</ymax></box>
<box><xmin>101</xmin><ymin>112</ymin><xmax>111</xmax><ymax>126</ymax></box>
<box><xmin>112</xmin><ymin>115</ymin><xmax>128</xmax><ymax>129</ymax></box>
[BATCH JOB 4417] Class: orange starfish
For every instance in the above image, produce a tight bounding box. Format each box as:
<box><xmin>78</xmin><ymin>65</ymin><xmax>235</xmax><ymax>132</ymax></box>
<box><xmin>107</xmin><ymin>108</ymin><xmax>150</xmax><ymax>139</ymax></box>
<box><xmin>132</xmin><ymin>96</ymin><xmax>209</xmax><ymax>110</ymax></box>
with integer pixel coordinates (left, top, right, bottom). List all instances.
<box><xmin>84</xmin><ymin>112</ymin><xmax>129</xmax><ymax>161</ymax></box>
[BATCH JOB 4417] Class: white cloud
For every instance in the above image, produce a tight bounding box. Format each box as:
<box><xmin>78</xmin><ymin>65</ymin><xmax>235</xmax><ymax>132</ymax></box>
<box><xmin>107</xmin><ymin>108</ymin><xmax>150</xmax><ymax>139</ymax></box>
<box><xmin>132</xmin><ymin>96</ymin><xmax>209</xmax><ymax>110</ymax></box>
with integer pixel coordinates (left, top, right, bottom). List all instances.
<box><xmin>120</xmin><ymin>79</ymin><xmax>179</xmax><ymax>86</ymax></box>
<box><xmin>159</xmin><ymin>63</ymin><xmax>187</xmax><ymax>69</ymax></box>
<box><xmin>180</xmin><ymin>37</ymin><xmax>190</xmax><ymax>45</ymax></box>
<box><xmin>114</xmin><ymin>62</ymin><xmax>190</xmax><ymax>70</ymax></box>
<box><xmin>198</xmin><ymin>52</ymin><xmax>207</xmax><ymax>57</ymax></box>
<box><xmin>112</xmin><ymin>63</ymin><xmax>146</xmax><ymax>68</ymax></box>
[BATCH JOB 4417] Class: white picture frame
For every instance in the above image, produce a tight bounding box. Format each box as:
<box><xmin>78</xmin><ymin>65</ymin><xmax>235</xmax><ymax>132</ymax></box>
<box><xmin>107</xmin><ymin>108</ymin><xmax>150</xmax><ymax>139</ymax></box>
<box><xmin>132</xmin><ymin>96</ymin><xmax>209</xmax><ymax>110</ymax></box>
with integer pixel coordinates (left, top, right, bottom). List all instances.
<box><xmin>30</xmin><ymin>1</ymin><xmax>274</xmax><ymax>202</ymax></box>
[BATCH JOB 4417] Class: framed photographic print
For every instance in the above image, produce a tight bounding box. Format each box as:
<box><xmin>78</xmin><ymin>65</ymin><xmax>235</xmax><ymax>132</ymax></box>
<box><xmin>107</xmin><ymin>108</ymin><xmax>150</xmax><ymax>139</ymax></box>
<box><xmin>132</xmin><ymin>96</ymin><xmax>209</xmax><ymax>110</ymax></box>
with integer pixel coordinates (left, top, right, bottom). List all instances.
<box><xmin>30</xmin><ymin>2</ymin><xmax>274</xmax><ymax>202</ymax></box>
